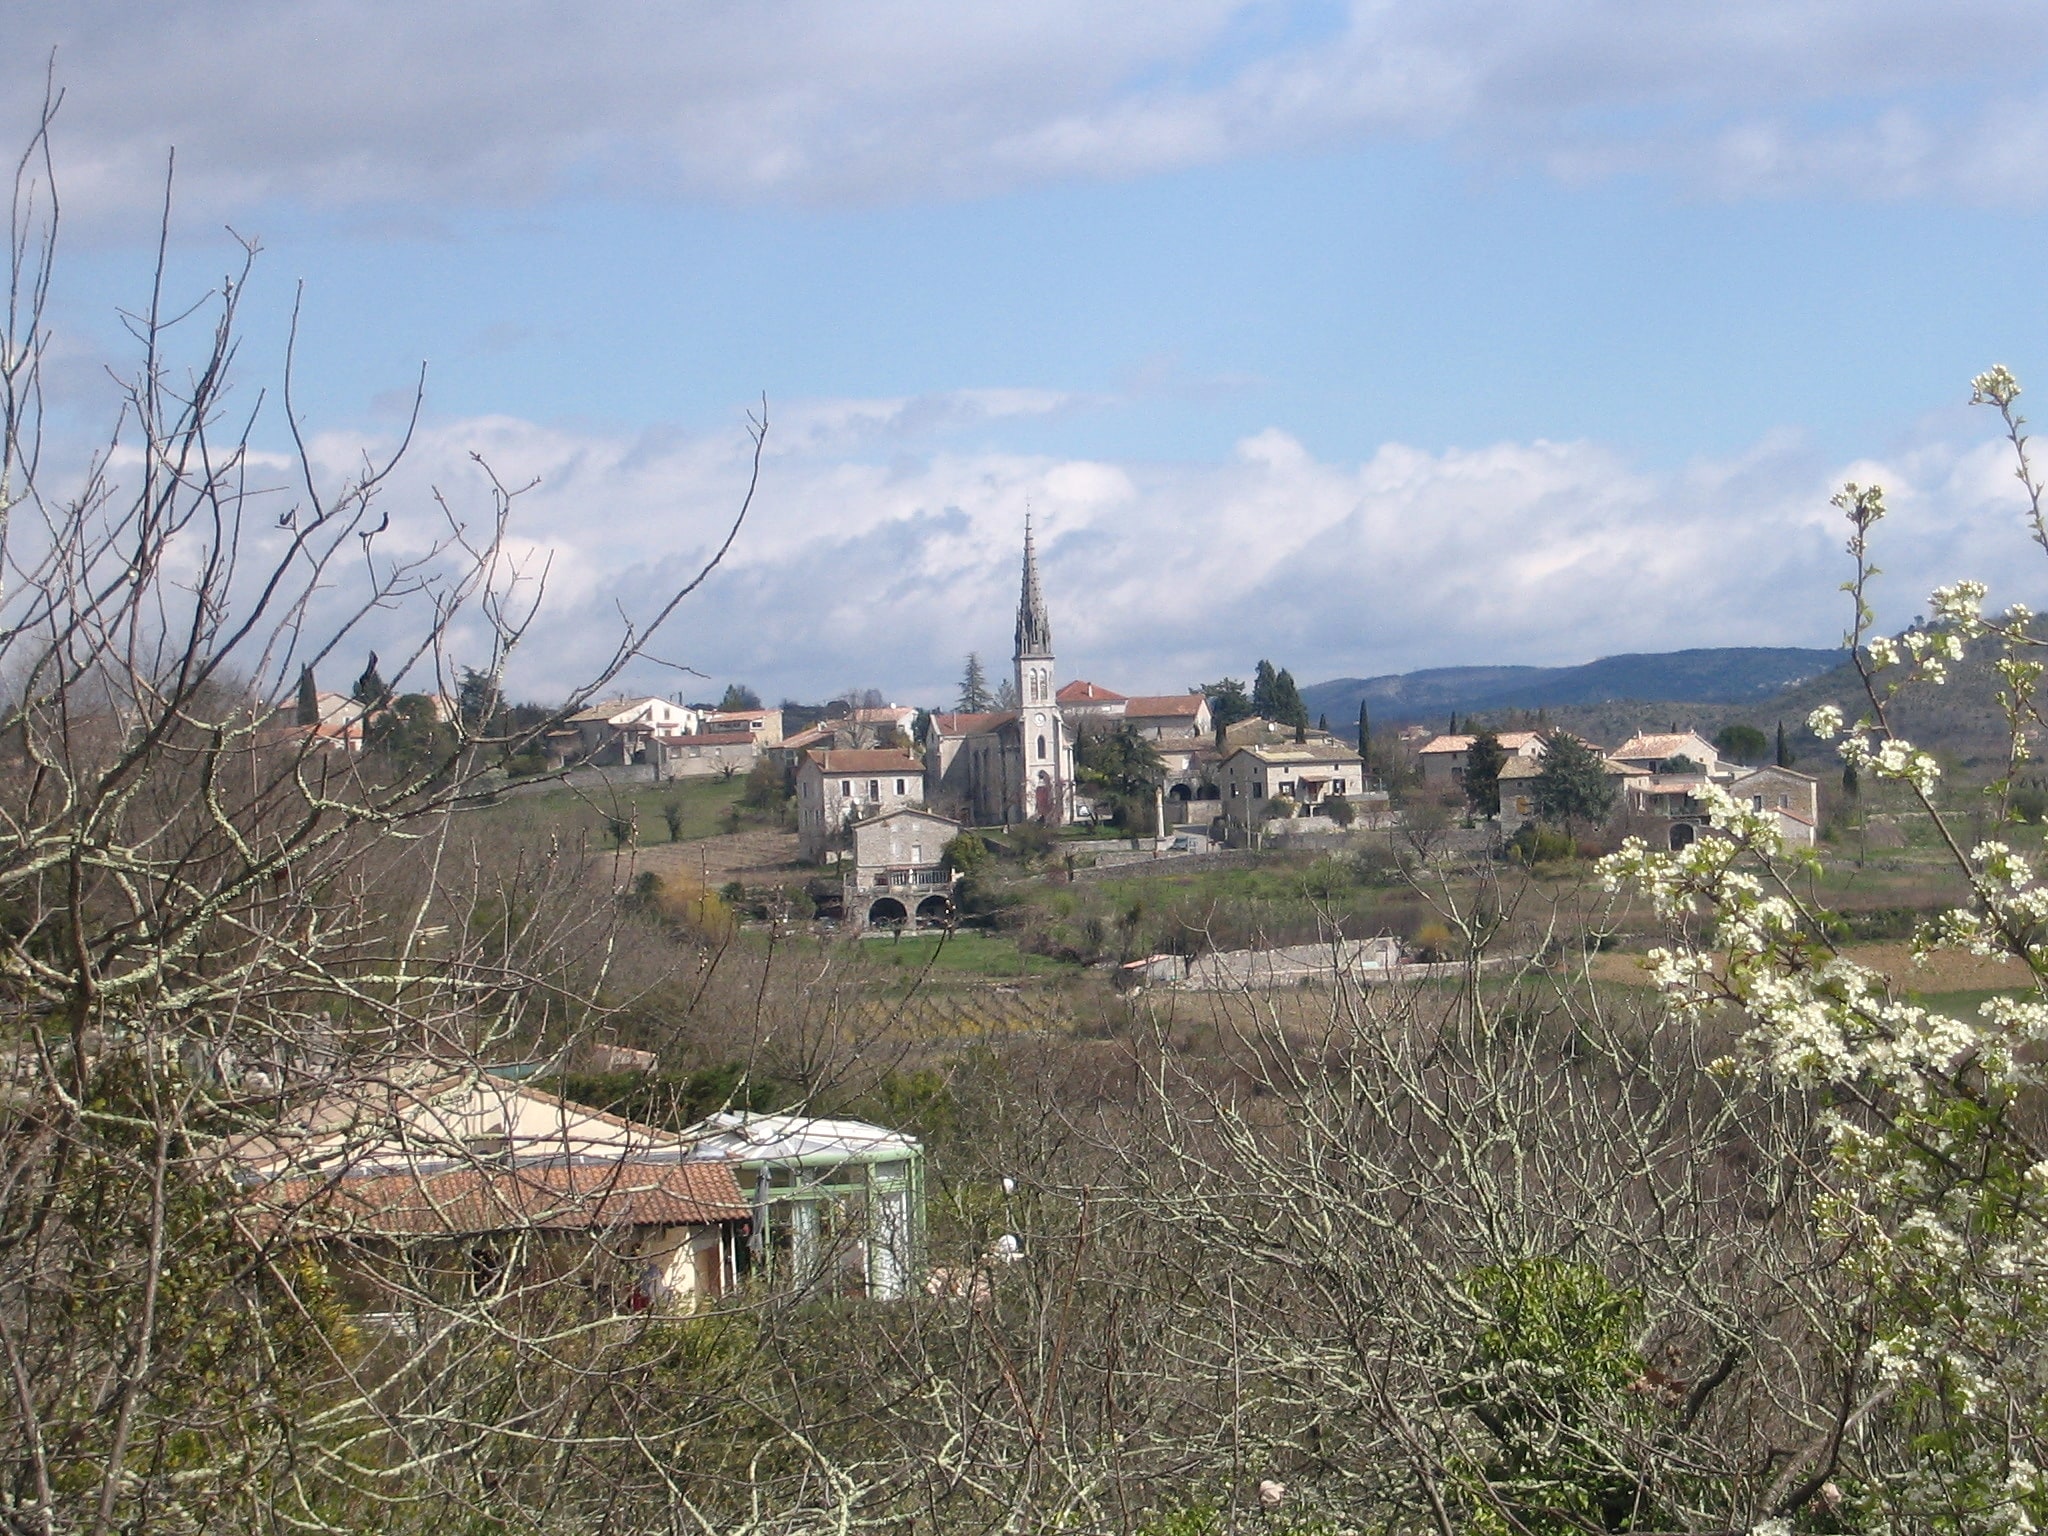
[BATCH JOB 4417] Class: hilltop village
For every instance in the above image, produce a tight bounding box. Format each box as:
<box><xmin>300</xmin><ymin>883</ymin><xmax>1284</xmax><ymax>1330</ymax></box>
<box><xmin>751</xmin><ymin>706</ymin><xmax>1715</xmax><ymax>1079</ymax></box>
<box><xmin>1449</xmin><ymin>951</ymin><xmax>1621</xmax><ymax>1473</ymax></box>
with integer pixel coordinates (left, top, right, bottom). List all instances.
<box><xmin>474</xmin><ymin>524</ymin><xmax>1825</xmax><ymax>933</ymax></box>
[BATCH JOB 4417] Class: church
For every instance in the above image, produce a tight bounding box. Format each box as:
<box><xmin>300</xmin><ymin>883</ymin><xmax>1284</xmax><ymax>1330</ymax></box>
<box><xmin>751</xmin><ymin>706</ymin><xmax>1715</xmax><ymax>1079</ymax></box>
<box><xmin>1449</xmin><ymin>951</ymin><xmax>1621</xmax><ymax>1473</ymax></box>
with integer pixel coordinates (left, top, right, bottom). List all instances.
<box><xmin>923</xmin><ymin>522</ymin><xmax>1080</xmax><ymax>826</ymax></box>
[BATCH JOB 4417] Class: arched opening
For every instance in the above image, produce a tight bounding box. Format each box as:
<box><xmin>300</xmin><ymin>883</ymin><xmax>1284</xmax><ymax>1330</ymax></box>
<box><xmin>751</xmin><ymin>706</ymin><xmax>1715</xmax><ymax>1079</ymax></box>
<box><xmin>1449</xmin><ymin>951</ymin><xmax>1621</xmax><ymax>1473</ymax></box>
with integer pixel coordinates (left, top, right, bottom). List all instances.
<box><xmin>1668</xmin><ymin>822</ymin><xmax>1696</xmax><ymax>852</ymax></box>
<box><xmin>1036</xmin><ymin>734</ymin><xmax>1047</xmax><ymax>759</ymax></box>
<box><xmin>1034</xmin><ymin>769</ymin><xmax>1053</xmax><ymax>820</ymax></box>
<box><xmin>915</xmin><ymin>893</ymin><xmax>953</xmax><ymax>926</ymax></box>
<box><xmin>1169</xmin><ymin>783</ymin><xmax>1192</xmax><ymax>803</ymax></box>
<box><xmin>1196</xmin><ymin>783</ymin><xmax>1220</xmax><ymax>801</ymax></box>
<box><xmin>867</xmin><ymin>897</ymin><xmax>908</xmax><ymax>928</ymax></box>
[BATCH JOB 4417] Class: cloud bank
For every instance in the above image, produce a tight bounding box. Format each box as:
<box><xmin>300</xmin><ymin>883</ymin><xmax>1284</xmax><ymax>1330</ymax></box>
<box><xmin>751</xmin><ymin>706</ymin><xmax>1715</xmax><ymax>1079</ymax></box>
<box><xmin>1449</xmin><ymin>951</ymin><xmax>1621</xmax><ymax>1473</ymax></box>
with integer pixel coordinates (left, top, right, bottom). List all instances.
<box><xmin>272</xmin><ymin>391</ymin><xmax>2046</xmax><ymax>707</ymax></box>
<box><xmin>13</xmin><ymin>1</ymin><xmax>2048</xmax><ymax>224</ymax></box>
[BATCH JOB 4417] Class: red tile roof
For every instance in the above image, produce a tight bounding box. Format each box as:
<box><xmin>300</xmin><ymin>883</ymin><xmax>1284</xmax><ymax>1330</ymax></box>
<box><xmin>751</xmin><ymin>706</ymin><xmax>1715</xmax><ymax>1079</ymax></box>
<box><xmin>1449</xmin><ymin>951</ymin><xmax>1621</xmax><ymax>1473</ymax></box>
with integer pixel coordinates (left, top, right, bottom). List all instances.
<box><xmin>250</xmin><ymin>1158</ymin><xmax>748</xmax><ymax>1239</ymax></box>
<box><xmin>808</xmin><ymin>748</ymin><xmax>926</xmax><ymax>774</ymax></box>
<box><xmin>1123</xmin><ymin>694</ymin><xmax>1205</xmax><ymax>717</ymax></box>
<box><xmin>1057</xmin><ymin>680</ymin><xmax>1125</xmax><ymax>703</ymax></box>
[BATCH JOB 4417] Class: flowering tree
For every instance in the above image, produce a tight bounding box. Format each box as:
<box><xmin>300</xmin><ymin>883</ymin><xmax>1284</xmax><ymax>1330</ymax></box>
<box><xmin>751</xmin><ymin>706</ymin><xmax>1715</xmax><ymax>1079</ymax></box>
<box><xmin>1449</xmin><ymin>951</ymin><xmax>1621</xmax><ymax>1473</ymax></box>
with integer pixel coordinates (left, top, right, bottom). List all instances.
<box><xmin>1604</xmin><ymin>367</ymin><xmax>2048</xmax><ymax>1532</ymax></box>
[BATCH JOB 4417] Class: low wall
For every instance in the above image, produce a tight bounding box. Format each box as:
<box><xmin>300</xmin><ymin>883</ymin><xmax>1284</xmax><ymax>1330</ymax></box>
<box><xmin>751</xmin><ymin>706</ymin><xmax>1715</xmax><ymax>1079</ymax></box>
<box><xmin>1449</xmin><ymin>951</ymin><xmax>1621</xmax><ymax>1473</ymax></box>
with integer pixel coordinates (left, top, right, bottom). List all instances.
<box><xmin>1069</xmin><ymin>849</ymin><xmax>1256</xmax><ymax>881</ymax></box>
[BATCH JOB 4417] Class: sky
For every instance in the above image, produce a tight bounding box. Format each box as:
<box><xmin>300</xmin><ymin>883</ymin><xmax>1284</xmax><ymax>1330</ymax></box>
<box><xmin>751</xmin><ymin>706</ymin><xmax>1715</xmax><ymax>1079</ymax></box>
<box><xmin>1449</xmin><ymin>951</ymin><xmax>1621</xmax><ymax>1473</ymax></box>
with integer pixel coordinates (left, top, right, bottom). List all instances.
<box><xmin>12</xmin><ymin>2</ymin><xmax>2048</xmax><ymax>705</ymax></box>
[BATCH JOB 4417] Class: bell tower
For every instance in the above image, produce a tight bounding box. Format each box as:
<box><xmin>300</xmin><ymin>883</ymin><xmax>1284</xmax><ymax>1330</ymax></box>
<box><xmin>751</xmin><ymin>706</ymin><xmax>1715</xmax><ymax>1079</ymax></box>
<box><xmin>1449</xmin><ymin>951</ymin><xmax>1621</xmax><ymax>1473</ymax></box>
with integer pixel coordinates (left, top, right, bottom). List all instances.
<box><xmin>1013</xmin><ymin>517</ymin><xmax>1063</xmax><ymax>822</ymax></box>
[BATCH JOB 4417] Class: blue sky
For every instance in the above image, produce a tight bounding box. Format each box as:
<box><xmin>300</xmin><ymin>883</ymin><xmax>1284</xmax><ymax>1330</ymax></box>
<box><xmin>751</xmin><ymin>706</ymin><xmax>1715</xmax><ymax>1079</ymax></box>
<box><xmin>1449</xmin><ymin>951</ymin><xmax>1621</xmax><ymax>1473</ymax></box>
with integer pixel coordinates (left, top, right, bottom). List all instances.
<box><xmin>15</xmin><ymin>2</ymin><xmax>2048</xmax><ymax>704</ymax></box>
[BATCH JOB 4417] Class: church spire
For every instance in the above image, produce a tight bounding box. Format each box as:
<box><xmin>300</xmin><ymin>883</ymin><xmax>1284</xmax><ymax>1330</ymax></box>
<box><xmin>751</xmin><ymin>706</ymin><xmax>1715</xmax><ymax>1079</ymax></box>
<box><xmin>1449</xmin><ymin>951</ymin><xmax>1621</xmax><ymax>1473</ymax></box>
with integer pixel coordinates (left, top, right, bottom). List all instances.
<box><xmin>1014</xmin><ymin>514</ymin><xmax>1052</xmax><ymax>659</ymax></box>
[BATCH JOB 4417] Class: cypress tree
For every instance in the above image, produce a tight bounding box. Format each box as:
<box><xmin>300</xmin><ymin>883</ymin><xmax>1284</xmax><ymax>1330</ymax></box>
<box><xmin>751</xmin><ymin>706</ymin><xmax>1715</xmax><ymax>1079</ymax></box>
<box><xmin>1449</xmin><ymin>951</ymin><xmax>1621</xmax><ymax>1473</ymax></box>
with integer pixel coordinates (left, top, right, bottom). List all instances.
<box><xmin>1776</xmin><ymin>721</ymin><xmax>1793</xmax><ymax>767</ymax></box>
<box><xmin>294</xmin><ymin>664</ymin><xmax>320</xmax><ymax>727</ymax></box>
<box><xmin>1357</xmin><ymin>699</ymin><xmax>1371</xmax><ymax>760</ymax></box>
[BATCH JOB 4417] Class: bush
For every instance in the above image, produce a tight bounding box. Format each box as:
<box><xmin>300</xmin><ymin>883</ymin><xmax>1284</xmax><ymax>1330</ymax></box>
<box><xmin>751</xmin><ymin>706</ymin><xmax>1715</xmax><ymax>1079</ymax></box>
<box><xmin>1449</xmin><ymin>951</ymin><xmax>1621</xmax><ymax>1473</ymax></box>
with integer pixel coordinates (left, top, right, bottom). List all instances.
<box><xmin>943</xmin><ymin>831</ymin><xmax>990</xmax><ymax>876</ymax></box>
<box><xmin>1507</xmin><ymin>822</ymin><xmax>1577</xmax><ymax>866</ymax></box>
<box><xmin>1324</xmin><ymin>793</ymin><xmax>1356</xmax><ymax>827</ymax></box>
<box><xmin>1412</xmin><ymin>919</ymin><xmax>1455</xmax><ymax>962</ymax></box>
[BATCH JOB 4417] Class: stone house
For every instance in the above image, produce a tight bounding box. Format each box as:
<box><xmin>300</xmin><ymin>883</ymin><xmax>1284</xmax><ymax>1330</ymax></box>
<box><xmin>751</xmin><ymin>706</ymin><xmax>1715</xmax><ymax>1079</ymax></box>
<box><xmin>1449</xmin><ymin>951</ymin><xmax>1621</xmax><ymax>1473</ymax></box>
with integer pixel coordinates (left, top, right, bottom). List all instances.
<box><xmin>1607</xmin><ymin>730</ymin><xmax>1722</xmax><ymax>775</ymax></box>
<box><xmin>843</xmin><ymin>808</ymin><xmax>963</xmax><ymax>930</ymax></box>
<box><xmin>655</xmin><ymin>729</ymin><xmax>759</xmax><ymax>779</ymax></box>
<box><xmin>702</xmin><ymin>706</ymin><xmax>785</xmax><ymax>745</ymax></box>
<box><xmin>1215</xmin><ymin>742</ymin><xmax>1370</xmax><ymax>833</ymax></box>
<box><xmin>1417</xmin><ymin>730</ymin><xmax>1548</xmax><ymax>788</ymax></box>
<box><xmin>795</xmin><ymin>748</ymin><xmax>927</xmax><ymax>860</ymax></box>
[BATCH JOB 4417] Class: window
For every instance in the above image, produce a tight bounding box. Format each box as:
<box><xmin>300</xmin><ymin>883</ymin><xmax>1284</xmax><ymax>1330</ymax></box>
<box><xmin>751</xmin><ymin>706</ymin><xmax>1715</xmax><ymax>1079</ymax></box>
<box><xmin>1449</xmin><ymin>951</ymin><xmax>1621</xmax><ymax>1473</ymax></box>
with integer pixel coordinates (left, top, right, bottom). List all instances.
<box><xmin>1280</xmin><ymin>781</ymin><xmax>1294</xmax><ymax>796</ymax></box>
<box><xmin>1037</xmin><ymin>735</ymin><xmax>1047</xmax><ymax>758</ymax></box>
<box><xmin>868</xmin><ymin>780</ymin><xmax>879</xmax><ymax>798</ymax></box>
<box><xmin>1752</xmin><ymin>796</ymin><xmax>1764</xmax><ymax>811</ymax></box>
<box><xmin>1333</xmin><ymin>780</ymin><xmax>1344</xmax><ymax>795</ymax></box>
<box><xmin>840</xmin><ymin>781</ymin><xmax>852</xmax><ymax>797</ymax></box>
<box><xmin>895</xmin><ymin>778</ymin><xmax>905</xmax><ymax>795</ymax></box>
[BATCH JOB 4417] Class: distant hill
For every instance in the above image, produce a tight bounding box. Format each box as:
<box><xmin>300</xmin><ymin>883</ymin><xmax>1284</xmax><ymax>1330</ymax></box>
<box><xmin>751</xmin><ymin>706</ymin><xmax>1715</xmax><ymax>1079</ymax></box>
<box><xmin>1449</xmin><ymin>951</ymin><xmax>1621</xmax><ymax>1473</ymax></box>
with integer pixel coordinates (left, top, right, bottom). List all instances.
<box><xmin>1300</xmin><ymin>648</ymin><xmax>1847</xmax><ymax>727</ymax></box>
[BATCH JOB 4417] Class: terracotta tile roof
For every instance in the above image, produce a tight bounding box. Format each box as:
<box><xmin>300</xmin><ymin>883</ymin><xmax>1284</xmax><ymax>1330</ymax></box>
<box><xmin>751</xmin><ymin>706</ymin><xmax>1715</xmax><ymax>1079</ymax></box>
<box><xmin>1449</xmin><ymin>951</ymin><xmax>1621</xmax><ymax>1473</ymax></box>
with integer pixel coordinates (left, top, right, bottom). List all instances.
<box><xmin>1225</xmin><ymin>743</ymin><xmax>1365</xmax><ymax>766</ymax></box>
<box><xmin>1057</xmin><ymin>680</ymin><xmax>1125</xmax><ymax>703</ymax></box>
<box><xmin>1419</xmin><ymin>731</ymin><xmax>1548</xmax><ymax>754</ymax></box>
<box><xmin>929</xmin><ymin>711</ymin><xmax>1012</xmax><ymax>736</ymax></box>
<box><xmin>1122</xmin><ymin>694</ymin><xmax>1205</xmax><ymax>717</ymax></box>
<box><xmin>1612</xmin><ymin>732</ymin><xmax>1716</xmax><ymax>761</ymax></box>
<box><xmin>808</xmin><ymin>748</ymin><xmax>926</xmax><ymax>775</ymax></box>
<box><xmin>778</xmin><ymin>725</ymin><xmax>835</xmax><ymax>749</ymax></box>
<box><xmin>251</xmin><ymin>1158</ymin><xmax>748</xmax><ymax>1240</ymax></box>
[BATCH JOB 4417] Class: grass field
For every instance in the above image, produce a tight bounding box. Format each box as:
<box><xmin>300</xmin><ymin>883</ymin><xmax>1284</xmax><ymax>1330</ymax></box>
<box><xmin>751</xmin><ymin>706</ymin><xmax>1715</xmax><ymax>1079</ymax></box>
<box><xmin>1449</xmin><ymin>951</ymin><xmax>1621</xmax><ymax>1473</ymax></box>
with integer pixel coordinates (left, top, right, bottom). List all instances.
<box><xmin>856</xmin><ymin>930</ymin><xmax>1083</xmax><ymax>979</ymax></box>
<box><xmin>483</xmin><ymin>774</ymin><xmax>748</xmax><ymax>849</ymax></box>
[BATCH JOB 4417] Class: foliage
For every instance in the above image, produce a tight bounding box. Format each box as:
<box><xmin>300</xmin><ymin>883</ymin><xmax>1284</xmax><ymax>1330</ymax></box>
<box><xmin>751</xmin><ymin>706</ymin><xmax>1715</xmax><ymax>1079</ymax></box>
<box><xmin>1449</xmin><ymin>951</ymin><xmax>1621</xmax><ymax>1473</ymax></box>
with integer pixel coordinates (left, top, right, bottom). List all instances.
<box><xmin>662</xmin><ymin>799</ymin><xmax>684</xmax><ymax>840</ymax></box>
<box><xmin>294</xmin><ymin>664</ymin><xmax>320</xmax><ymax>726</ymax></box>
<box><xmin>718</xmin><ymin>682</ymin><xmax>763</xmax><ymax>710</ymax></box>
<box><xmin>1202</xmin><ymin>676</ymin><xmax>1255</xmax><ymax>734</ymax></box>
<box><xmin>1075</xmin><ymin>722</ymin><xmax>1166</xmax><ymax>828</ymax></box>
<box><xmin>1507</xmin><ymin>821</ymin><xmax>1578</xmax><ymax>866</ymax></box>
<box><xmin>1465</xmin><ymin>730</ymin><xmax>1508</xmax><ymax>815</ymax></box>
<box><xmin>365</xmin><ymin>691</ymin><xmax>454</xmax><ymax>771</ymax></box>
<box><xmin>943</xmin><ymin>831</ymin><xmax>990</xmax><ymax>876</ymax></box>
<box><xmin>1714</xmin><ymin>722</ymin><xmax>1769</xmax><ymax>763</ymax></box>
<box><xmin>1451</xmin><ymin>1259</ymin><xmax>1649</xmax><ymax>1536</ymax></box>
<box><xmin>1252</xmin><ymin>660</ymin><xmax>1310</xmax><ymax>728</ymax></box>
<box><xmin>1604</xmin><ymin>366</ymin><xmax>2048</xmax><ymax>1533</ymax></box>
<box><xmin>1533</xmin><ymin>730</ymin><xmax>1617</xmax><ymax>831</ymax></box>
<box><xmin>1657</xmin><ymin>753</ymin><xmax>1704</xmax><ymax>775</ymax></box>
<box><xmin>1325</xmin><ymin>793</ymin><xmax>1356</xmax><ymax>827</ymax></box>
<box><xmin>957</xmin><ymin>652</ymin><xmax>993</xmax><ymax>712</ymax></box>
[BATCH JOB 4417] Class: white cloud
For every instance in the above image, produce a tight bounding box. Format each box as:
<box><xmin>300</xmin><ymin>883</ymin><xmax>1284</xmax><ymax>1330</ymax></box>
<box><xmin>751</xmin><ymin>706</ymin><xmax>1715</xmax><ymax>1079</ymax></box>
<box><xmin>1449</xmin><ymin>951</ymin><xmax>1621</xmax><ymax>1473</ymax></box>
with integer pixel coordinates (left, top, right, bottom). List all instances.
<box><xmin>12</xmin><ymin>1</ymin><xmax>2048</xmax><ymax>224</ymax></box>
<box><xmin>265</xmin><ymin>391</ymin><xmax>2048</xmax><ymax>707</ymax></box>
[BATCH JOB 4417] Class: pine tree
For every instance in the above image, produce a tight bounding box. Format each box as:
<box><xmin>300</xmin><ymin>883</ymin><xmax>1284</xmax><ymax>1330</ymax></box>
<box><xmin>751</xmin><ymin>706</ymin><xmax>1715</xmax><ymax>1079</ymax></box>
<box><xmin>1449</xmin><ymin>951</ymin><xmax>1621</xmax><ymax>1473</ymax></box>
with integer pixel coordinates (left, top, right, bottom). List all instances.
<box><xmin>957</xmin><ymin>653</ymin><xmax>993</xmax><ymax>713</ymax></box>
<box><xmin>1272</xmin><ymin>668</ymin><xmax>1308</xmax><ymax>729</ymax></box>
<box><xmin>295</xmin><ymin>664</ymin><xmax>320</xmax><ymax>727</ymax></box>
<box><xmin>1252</xmin><ymin>660</ymin><xmax>1279</xmax><ymax>719</ymax></box>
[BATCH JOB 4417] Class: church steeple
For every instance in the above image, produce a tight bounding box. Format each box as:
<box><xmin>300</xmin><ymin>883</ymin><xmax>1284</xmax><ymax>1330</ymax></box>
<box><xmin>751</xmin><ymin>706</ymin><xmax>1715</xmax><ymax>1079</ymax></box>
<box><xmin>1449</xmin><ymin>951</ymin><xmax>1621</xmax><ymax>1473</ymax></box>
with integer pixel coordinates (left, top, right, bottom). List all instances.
<box><xmin>1014</xmin><ymin>515</ymin><xmax>1052</xmax><ymax>660</ymax></box>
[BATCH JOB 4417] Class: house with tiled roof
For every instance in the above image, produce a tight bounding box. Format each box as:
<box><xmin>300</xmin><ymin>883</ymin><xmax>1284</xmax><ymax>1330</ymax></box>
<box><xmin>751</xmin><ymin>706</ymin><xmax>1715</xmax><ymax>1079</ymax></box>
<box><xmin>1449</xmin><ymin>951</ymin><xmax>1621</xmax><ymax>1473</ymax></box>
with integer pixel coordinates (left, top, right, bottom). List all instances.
<box><xmin>1607</xmin><ymin>731</ymin><xmax>1721</xmax><ymax>775</ymax></box>
<box><xmin>1417</xmin><ymin>730</ymin><xmax>1550</xmax><ymax>788</ymax></box>
<box><xmin>795</xmin><ymin>748</ymin><xmax>928</xmax><ymax>860</ymax></box>
<box><xmin>1121</xmin><ymin>694</ymin><xmax>1212</xmax><ymax>742</ymax></box>
<box><xmin>1215</xmin><ymin>741</ymin><xmax>1373</xmax><ymax>836</ymax></box>
<box><xmin>234</xmin><ymin>1064</ymin><xmax>751</xmax><ymax>1312</ymax></box>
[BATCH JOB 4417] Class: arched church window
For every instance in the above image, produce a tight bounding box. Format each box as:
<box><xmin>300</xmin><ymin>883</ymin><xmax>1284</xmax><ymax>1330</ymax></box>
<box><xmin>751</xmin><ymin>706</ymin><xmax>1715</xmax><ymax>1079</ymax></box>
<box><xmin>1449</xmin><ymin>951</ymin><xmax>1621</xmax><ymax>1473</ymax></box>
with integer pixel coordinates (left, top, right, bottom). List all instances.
<box><xmin>1037</xmin><ymin>735</ymin><xmax>1047</xmax><ymax>758</ymax></box>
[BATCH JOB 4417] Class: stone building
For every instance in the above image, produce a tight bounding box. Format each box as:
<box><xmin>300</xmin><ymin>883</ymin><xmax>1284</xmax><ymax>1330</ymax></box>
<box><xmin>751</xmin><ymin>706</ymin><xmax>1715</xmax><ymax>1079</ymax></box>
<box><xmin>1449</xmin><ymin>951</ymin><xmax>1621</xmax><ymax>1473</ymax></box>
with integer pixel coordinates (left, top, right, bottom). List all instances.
<box><xmin>795</xmin><ymin>748</ymin><xmax>927</xmax><ymax>861</ymax></box>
